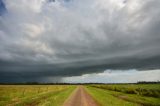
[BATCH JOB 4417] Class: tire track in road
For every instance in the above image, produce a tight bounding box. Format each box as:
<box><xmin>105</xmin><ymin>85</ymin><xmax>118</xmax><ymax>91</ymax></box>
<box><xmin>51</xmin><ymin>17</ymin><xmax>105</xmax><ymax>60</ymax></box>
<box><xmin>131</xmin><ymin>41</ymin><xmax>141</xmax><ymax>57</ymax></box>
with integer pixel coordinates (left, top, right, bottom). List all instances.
<box><xmin>63</xmin><ymin>86</ymin><xmax>99</xmax><ymax>106</ymax></box>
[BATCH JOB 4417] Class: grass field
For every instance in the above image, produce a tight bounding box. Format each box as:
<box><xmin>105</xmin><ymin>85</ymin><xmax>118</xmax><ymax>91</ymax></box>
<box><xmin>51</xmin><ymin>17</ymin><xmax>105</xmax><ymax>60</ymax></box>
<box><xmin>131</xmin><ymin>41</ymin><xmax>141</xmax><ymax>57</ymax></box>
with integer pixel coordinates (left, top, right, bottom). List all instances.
<box><xmin>86</xmin><ymin>84</ymin><xmax>160</xmax><ymax>106</ymax></box>
<box><xmin>0</xmin><ymin>84</ymin><xmax>159</xmax><ymax>106</ymax></box>
<box><xmin>0</xmin><ymin>85</ymin><xmax>75</xmax><ymax>106</ymax></box>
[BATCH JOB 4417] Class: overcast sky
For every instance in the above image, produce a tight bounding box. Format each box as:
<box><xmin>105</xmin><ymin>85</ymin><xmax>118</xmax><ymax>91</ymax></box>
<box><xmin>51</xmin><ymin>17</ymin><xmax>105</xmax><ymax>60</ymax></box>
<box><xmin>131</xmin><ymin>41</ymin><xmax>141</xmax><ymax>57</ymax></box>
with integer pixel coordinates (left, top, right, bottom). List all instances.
<box><xmin>0</xmin><ymin>0</ymin><xmax>160</xmax><ymax>83</ymax></box>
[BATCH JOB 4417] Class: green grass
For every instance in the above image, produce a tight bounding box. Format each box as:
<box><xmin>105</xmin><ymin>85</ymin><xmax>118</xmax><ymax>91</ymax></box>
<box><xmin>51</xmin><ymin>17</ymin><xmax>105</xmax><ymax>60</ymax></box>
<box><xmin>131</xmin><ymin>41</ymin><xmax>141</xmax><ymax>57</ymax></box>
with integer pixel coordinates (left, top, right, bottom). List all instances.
<box><xmin>0</xmin><ymin>85</ymin><xmax>75</xmax><ymax>106</ymax></box>
<box><xmin>86</xmin><ymin>84</ymin><xmax>160</xmax><ymax>106</ymax></box>
<box><xmin>91</xmin><ymin>84</ymin><xmax>160</xmax><ymax>98</ymax></box>
<box><xmin>38</xmin><ymin>86</ymin><xmax>75</xmax><ymax>106</ymax></box>
<box><xmin>86</xmin><ymin>86</ymin><xmax>138</xmax><ymax>106</ymax></box>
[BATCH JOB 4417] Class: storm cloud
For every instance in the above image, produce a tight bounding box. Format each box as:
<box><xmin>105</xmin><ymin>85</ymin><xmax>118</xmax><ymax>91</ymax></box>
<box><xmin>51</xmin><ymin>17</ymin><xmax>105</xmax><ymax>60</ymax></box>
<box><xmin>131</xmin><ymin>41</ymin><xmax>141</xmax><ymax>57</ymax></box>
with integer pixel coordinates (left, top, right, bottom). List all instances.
<box><xmin>0</xmin><ymin>0</ymin><xmax>160</xmax><ymax>82</ymax></box>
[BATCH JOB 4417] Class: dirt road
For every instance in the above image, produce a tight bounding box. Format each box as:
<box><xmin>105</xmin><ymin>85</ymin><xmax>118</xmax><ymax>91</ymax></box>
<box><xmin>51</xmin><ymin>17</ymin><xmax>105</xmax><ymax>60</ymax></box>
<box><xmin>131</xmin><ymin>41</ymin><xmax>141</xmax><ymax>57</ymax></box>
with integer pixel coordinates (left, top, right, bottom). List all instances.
<box><xmin>63</xmin><ymin>86</ymin><xmax>99</xmax><ymax>106</ymax></box>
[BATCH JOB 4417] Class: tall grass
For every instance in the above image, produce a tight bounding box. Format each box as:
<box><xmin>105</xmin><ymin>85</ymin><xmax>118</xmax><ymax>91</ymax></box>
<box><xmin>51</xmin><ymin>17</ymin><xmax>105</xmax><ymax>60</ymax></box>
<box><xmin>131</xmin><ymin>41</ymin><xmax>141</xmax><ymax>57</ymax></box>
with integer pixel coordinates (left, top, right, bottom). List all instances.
<box><xmin>0</xmin><ymin>85</ymin><xmax>72</xmax><ymax>106</ymax></box>
<box><xmin>91</xmin><ymin>84</ymin><xmax>160</xmax><ymax>98</ymax></box>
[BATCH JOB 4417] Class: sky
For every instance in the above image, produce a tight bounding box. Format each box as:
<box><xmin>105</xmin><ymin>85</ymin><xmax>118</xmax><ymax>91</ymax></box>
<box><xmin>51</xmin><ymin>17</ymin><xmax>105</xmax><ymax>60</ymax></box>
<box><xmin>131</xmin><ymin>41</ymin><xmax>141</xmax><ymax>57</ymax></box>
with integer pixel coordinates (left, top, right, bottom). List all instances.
<box><xmin>0</xmin><ymin>0</ymin><xmax>160</xmax><ymax>83</ymax></box>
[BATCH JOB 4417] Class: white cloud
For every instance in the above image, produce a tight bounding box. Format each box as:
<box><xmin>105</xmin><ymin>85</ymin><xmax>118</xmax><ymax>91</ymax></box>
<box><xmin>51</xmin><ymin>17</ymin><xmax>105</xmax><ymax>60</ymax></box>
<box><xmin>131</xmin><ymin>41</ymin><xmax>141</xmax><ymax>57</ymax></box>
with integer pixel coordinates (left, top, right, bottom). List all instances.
<box><xmin>22</xmin><ymin>23</ymin><xmax>45</xmax><ymax>38</ymax></box>
<box><xmin>5</xmin><ymin>0</ymin><xmax>45</xmax><ymax>13</ymax></box>
<box><xmin>1</xmin><ymin>0</ymin><xmax>160</xmax><ymax>64</ymax></box>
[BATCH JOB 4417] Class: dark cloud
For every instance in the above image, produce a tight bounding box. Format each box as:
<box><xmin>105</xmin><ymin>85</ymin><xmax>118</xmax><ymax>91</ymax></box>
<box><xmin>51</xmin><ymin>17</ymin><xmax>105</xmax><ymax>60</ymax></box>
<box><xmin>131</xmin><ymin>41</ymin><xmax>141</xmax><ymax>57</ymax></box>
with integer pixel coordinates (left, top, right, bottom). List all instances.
<box><xmin>0</xmin><ymin>55</ymin><xmax>160</xmax><ymax>82</ymax></box>
<box><xmin>0</xmin><ymin>0</ymin><xmax>160</xmax><ymax>82</ymax></box>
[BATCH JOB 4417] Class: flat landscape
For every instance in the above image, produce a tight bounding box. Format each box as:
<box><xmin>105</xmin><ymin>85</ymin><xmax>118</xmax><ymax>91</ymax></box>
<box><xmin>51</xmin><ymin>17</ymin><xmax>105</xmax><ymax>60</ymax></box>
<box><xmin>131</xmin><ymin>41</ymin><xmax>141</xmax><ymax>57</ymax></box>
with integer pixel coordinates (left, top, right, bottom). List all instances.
<box><xmin>0</xmin><ymin>84</ymin><xmax>160</xmax><ymax>106</ymax></box>
<box><xmin>0</xmin><ymin>0</ymin><xmax>160</xmax><ymax>106</ymax></box>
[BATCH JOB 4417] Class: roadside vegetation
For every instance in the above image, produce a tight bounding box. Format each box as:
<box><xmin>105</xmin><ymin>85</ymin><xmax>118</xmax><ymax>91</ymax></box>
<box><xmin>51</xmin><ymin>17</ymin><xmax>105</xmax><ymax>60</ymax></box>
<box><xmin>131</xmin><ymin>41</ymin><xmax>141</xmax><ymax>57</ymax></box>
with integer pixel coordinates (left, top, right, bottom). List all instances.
<box><xmin>86</xmin><ymin>84</ymin><xmax>160</xmax><ymax>106</ymax></box>
<box><xmin>86</xmin><ymin>87</ymin><xmax>138</xmax><ymax>106</ymax></box>
<box><xmin>0</xmin><ymin>85</ymin><xmax>75</xmax><ymax>106</ymax></box>
<box><xmin>91</xmin><ymin>84</ymin><xmax>160</xmax><ymax>97</ymax></box>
